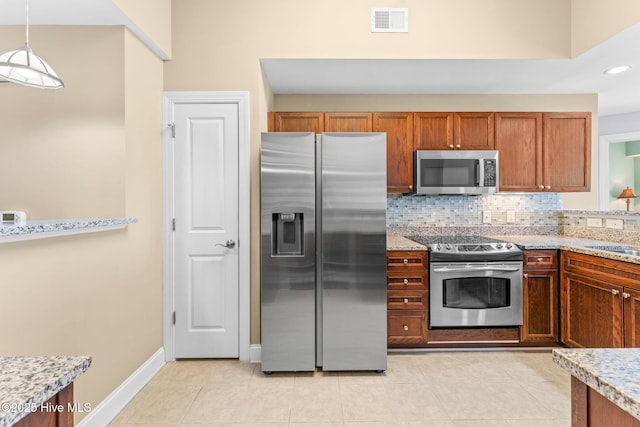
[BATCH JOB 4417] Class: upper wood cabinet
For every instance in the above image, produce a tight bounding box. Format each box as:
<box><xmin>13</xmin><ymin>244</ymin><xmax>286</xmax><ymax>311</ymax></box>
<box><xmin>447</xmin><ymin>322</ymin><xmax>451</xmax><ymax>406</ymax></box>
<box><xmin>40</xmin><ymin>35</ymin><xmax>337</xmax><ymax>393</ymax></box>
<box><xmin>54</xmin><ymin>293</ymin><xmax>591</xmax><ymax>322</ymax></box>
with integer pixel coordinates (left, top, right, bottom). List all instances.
<box><xmin>495</xmin><ymin>112</ymin><xmax>543</xmax><ymax>192</ymax></box>
<box><xmin>324</xmin><ymin>112</ymin><xmax>372</xmax><ymax>132</ymax></box>
<box><xmin>496</xmin><ymin>112</ymin><xmax>591</xmax><ymax>192</ymax></box>
<box><xmin>373</xmin><ymin>112</ymin><xmax>414</xmax><ymax>194</ymax></box>
<box><xmin>542</xmin><ymin>112</ymin><xmax>591</xmax><ymax>192</ymax></box>
<box><xmin>414</xmin><ymin>112</ymin><xmax>494</xmax><ymax>150</ymax></box>
<box><xmin>269</xmin><ymin>112</ymin><xmax>324</xmax><ymax>133</ymax></box>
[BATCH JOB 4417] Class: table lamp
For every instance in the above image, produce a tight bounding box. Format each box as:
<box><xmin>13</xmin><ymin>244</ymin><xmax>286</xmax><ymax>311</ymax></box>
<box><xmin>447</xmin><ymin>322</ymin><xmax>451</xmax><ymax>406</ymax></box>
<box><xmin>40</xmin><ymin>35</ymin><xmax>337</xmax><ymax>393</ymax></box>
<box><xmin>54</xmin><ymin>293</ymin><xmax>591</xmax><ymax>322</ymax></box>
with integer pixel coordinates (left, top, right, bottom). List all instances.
<box><xmin>617</xmin><ymin>187</ymin><xmax>639</xmax><ymax>211</ymax></box>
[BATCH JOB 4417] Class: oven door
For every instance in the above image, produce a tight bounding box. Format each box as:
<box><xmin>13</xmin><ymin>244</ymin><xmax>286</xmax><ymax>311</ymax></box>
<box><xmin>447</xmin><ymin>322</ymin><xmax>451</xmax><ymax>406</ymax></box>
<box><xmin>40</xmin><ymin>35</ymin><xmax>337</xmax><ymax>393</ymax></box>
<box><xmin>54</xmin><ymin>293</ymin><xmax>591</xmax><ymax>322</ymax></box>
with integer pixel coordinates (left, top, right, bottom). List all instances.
<box><xmin>429</xmin><ymin>261</ymin><xmax>523</xmax><ymax>327</ymax></box>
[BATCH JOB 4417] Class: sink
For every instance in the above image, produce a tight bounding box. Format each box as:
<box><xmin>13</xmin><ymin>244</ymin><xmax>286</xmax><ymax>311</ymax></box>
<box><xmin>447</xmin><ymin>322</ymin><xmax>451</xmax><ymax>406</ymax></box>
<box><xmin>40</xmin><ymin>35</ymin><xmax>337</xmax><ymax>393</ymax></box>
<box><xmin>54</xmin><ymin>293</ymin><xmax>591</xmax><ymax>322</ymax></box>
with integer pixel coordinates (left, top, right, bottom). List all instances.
<box><xmin>586</xmin><ymin>245</ymin><xmax>640</xmax><ymax>256</ymax></box>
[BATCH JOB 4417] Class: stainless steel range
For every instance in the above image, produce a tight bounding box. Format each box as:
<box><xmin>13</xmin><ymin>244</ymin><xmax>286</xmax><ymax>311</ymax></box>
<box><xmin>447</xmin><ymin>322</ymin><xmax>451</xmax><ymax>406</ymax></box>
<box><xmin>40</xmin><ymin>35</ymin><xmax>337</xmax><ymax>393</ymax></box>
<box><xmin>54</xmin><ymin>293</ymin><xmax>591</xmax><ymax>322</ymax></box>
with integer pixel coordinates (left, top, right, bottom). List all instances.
<box><xmin>412</xmin><ymin>236</ymin><xmax>523</xmax><ymax>328</ymax></box>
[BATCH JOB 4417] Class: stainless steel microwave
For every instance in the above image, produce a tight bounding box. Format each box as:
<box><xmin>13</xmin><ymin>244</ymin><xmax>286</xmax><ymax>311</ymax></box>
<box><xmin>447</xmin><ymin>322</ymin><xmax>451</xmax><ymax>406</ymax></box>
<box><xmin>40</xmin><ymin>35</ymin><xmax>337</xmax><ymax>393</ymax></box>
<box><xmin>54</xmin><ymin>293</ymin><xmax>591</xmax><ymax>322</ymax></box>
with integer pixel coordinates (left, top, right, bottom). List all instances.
<box><xmin>413</xmin><ymin>150</ymin><xmax>499</xmax><ymax>195</ymax></box>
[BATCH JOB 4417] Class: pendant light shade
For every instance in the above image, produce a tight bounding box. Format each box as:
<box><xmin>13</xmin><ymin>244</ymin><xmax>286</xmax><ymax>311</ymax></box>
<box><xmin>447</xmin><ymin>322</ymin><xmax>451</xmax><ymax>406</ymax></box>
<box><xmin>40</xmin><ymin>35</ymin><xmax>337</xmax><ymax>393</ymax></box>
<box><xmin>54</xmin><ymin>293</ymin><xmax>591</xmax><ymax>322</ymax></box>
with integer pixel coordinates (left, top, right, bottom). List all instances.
<box><xmin>0</xmin><ymin>43</ymin><xmax>64</xmax><ymax>89</ymax></box>
<box><xmin>0</xmin><ymin>0</ymin><xmax>64</xmax><ymax>89</ymax></box>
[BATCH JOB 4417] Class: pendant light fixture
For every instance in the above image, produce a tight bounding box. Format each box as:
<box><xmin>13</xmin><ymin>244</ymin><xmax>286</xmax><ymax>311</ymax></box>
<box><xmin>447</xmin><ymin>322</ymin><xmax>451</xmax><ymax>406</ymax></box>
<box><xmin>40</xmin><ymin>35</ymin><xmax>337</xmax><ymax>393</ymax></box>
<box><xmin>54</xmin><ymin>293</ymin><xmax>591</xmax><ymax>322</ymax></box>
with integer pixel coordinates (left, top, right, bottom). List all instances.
<box><xmin>0</xmin><ymin>0</ymin><xmax>64</xmax><ymax>89</ymax></box>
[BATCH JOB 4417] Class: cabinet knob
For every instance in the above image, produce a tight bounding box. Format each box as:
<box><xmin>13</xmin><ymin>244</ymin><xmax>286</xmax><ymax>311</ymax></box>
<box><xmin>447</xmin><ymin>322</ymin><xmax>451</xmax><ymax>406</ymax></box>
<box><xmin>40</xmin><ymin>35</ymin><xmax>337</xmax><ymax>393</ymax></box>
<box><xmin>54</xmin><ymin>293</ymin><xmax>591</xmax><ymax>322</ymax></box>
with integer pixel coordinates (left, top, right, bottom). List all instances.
<box><xmin>449</xmin><ymin>144</ymin><xmax>454</xmax><ymax>149</ymax></box>
<box><xmin>523</xmin><ymin>273</ymin><xmax>529</xmax><ymax>279</ymax></box>
<box><xmin>539</xmin><ymin>185</ymin><xmax>545</xmax><ymax>190</ymax></box>
<box><xmin>408</xmin><ymin>184</ymin><xmax>413</xmax><ymax>190</ymax></box>
<box><xmin>403</xmin><ymin>279</ymin><xmax>409</xmax><ymax>285</ymax></box>
<box><xmin>403</xmin><ymin>259</ymin><xmax>408</xmax><ymax>264</ymax></box>
<box><xmin>623</xmin><ymin>292</ymin><xmax>631</xmax><ymax>299</ymax></box>
<box><xmin>545</xmin><ymin>185</ymin><xmax>551</xmax><ymax>190</ymax></box>
<box><xmin>611</xmin><ymin>289</ymin><xmax>620</xmax><ymax>295</ymax></box>
<box><xmin>403</xmin><ymin>325</ymin><xmax>409</xmax><ymax>331</ymax></box>
<box><xmin>403</xmin><ymin>298</ymin><xmax>409</xmax><ymax>304</ymax></box>
<box><xmin>536</xmin><ymin>257</ymin><xmax>544</xmax><ymax>263</ymax></box>
<box><xmin>456</xmin><ymin>144</ymin><xmax>461</xmax><ymax>148</ymax></box>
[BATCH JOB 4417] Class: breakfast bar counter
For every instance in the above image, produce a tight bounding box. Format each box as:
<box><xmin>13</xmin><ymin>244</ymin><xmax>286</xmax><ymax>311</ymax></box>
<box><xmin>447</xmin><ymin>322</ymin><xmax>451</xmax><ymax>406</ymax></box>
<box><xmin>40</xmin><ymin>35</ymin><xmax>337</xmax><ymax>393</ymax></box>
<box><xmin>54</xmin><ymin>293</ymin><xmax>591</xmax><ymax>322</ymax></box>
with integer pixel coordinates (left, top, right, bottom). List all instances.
<box><xmin>553</xmin><ymin>348</ymin><xmax>640</xmax><ymax>426</ymax></box>
<box><xmin>0</xmin><ymin>355</ymin><xmax>91</xmax><ymax>427</ymax></box>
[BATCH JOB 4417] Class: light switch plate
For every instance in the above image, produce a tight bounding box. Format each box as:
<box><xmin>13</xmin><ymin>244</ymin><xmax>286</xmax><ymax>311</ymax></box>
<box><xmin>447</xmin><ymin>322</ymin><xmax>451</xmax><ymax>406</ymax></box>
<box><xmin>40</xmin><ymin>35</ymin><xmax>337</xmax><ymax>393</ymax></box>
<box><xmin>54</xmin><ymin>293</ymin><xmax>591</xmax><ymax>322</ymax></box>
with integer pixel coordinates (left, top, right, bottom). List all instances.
<box><xmin>606</xmin><ymin>219</ymin><xmax>624</xmax><ymax>230</ymax></box>
<box><xmin>587</xmin><ymin>218</ymin><xmax>603</xmax><ymax>228</ymax></box>
<box><xmin>506</xmin><ymin>211</ymin><xmax>516</xmax><ymax>223</ymax></box>
<box><xmin>482</xmin><ymin>211</ymin><xmax>491</xmax><ymax>224</ymax></box>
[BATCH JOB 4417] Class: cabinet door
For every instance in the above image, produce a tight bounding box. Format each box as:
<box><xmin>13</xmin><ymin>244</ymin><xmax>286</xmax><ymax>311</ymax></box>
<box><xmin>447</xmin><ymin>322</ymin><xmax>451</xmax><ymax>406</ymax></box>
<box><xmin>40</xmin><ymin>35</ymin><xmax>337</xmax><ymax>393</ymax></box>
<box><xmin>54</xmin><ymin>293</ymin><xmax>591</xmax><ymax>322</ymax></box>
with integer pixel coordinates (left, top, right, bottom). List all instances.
<box><xmin>414</xmin><ymin>112</ymin><xmax>454</xmax><ymax>150</ymax></box>
<box><xmin>495</xmin><ymin>112</ymin><xmax>543</xmax><ymax>192</ymax></box>
<box><xmin>272</xmin><ymin>112</ymin><xmax>324</xmax><ymax>133</ymax></box>
<box><xmin>521</xmin><ymin>268</ymin><xmax>559</xmax><ymax>343</ymax></box>
<box><xmin>542</xmin><ymin>112</ymin><xmax>591</xmax><ymax>192</ymax></box>
<box><xmin>624</xmin><ymin>287</ymin><xmax>640</xmax><ymax>348</ymax></box>
<box><xmin>324</xmin><ymin>112</ymin><xmax>372</xmax><ymax>132</ymax></box>
<box><xmin>373</xmin><ymin>112</ymin><xmax>414</xmax><ymax>193</ymax></box>
<box><xmin>561</xmin><ymin>272</ymin><xmax>624</xmax><ymax>348</ymax></box>
<box><xmin>453</xmin><ymin>112</ymin><xmax>495</xmax><ymax>150</ymax></box>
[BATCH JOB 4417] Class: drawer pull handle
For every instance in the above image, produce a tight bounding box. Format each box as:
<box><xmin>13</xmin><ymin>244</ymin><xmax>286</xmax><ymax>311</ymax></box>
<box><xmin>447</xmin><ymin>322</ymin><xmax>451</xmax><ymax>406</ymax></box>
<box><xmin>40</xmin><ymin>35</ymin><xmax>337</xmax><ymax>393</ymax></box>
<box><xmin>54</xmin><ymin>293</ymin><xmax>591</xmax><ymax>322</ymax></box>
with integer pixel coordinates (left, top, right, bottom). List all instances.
<box><xmin>403</xmin><ymin>298</ymin><xmax>409</xmax><ymax>304</ymax></box>
<box><xmin>536</xmin><ymin>257</ymin><xmax>543</xmax><ymax>263</ymax></box>
<box><xmin>403</xmin><ymin>259</ymin><xmax>408</xmax><ymax>264</ymax></box>
<box><xmin>611</xmin><ymin>289</ymin><xmax>620</xmax><ymax>296</ymax></box>
<box><xmin>403</xmin><ymin>279</ymin><xmax>409</xmax><ymax>285</ymax></box>
<box><xmin>623</xmin><ymin>292</ymin><xmax>631</xmax><ymax>299</ymax></box>
<box><xmin>403</xmin><ymin>325</ymin><xmax>409</xmax><ymax>331</ymax></box>
<box><xmin>523</xmin><ymin>273</ymin><xmax>528</xmax><ymax>279</ymax></box>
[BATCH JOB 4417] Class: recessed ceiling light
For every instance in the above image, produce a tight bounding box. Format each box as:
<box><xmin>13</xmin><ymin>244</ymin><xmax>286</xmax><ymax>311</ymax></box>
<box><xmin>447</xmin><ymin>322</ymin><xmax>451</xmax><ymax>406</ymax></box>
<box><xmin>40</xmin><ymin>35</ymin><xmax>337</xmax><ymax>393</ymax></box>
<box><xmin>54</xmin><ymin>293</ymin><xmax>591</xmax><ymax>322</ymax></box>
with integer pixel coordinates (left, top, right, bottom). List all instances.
<box><xmin>604</xmin><ymin>65</ymin><xmax>631</xmax><ymax>75</ymax></box>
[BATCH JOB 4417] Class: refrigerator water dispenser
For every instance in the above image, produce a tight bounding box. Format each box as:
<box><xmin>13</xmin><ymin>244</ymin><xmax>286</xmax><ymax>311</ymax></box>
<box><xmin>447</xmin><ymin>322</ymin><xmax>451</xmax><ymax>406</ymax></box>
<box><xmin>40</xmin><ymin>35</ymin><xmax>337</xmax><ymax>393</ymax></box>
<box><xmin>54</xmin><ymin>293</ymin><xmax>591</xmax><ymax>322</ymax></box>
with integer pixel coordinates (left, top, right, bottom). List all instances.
<box><xmin>272</xmin><ymin>213</ymin><xmax>303</xmax><ymax>256</ymax></box>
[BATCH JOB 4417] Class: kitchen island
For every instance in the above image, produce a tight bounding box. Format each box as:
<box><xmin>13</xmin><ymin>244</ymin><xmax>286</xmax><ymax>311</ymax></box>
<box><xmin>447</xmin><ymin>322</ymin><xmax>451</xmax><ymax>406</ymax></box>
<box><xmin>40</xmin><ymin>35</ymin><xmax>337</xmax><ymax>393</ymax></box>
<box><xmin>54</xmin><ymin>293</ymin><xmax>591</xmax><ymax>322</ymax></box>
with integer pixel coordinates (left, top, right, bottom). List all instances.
<box><xmin>553</xmin><ymin>348</ymin><xmax>640</xmax><ymax>426</ymax></box>
<box><xmin>0</xmin><ymin>355</ymin><xmax>91</xmax><ymax>427</ymax></box>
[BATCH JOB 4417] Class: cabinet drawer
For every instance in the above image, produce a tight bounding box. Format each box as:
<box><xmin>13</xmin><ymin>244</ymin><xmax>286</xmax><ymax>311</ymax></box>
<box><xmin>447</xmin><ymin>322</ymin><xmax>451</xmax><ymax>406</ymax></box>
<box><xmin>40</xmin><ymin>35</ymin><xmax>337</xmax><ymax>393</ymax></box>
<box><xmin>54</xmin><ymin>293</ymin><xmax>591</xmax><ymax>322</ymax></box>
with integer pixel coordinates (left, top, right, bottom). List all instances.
<box><xmin>524</xmin><ymin>250</ymin><xmax>558</xmax><ymax>269</ymax></box>
<box><xmin>387</xmin><ymin>271</ymin><xmax>428</xmax><ymax>290</ymax></box>
<box><xmin>388</xmin><ymin>311</ymin><xmax>427</xmax><ymax>341</ymax></box>
<box><xmin>387</xmin><ymin>251</ymin><xmax>427</xmax><ymax>270</ymax></box>
<box><xmin>388</xmin><ymin>290</ymin><xmax>428</xmax><ymax>310</ymax></box>
<box><xmin>562</xmin><ymin>251</ymin><xmax>640</xmax><ymax>288</ymax></box>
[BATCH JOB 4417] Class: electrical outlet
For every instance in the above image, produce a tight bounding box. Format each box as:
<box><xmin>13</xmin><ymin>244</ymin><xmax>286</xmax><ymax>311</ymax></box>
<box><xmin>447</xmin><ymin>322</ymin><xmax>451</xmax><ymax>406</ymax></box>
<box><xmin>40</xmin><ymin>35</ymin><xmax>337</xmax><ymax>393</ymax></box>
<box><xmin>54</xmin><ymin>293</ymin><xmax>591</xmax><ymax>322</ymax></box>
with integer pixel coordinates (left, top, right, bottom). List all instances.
<box><xmin>587</xmin><ymin>218</ymin><xmax>603</xmax><ymax>228</ymax></box>
<box><xmin>606</xmin><ymin>219</ymin><xmax>624</xmax><ymax>230</ymax></box>
<box><xmin>482</xmin><ymin>211</ymin><xmax>492</xmax><ymax>224</ymax></box>
<box><xmin>506</xmin><ymin>210</ymin><xmax>516</xmax><ymax>223</ymax></box>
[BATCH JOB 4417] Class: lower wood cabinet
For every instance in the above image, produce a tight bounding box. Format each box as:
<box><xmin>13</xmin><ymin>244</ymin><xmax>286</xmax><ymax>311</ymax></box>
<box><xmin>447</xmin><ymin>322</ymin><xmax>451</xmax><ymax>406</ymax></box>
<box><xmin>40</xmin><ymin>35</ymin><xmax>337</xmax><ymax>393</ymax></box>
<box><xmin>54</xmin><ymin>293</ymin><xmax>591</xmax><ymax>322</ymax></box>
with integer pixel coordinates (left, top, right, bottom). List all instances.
<box><xmin>561</xmin><ymin>251</ymin><xmax>640</xmax><ymax>348</ymax></box>
<box><xmin>387</xmin><ymin>250</ymin><xmax>428</xmax><ymax>346</ymax></box>
<box><xmin>520</xmin><ymin>250</ymin><xmax>559</xmax><ymax>344</ymax></box>
<box><xmin>14</xmin><ymin>384</ymin><xmax>74</xmax><ymax>427</ymax></box>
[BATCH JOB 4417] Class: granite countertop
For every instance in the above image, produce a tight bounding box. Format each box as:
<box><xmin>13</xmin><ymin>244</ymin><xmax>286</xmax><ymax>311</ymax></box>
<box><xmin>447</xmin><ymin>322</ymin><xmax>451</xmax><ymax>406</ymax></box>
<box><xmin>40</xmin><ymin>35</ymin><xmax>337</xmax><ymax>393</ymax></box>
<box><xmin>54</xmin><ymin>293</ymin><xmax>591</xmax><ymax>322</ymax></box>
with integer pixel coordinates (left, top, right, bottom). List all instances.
<box><xmin>553</xmin><ymin>348</ymin><xmax>640</xmax><ymax>421</ymax></box>
<box><xmin>387</xmin><ymin>235</ymin><xmax>427</xmax><ymax>251</ymax></box>
<box><xmin>0</xmin><ymin>355</ymin><xmax>91</xmax><ymax>427</ymax></box>
<box><xmin>0</xmin><ymin>218</ymin><xmax>138</xmax><ymax>243</ymax></box>
<box><xmin>492</xmin><ymin>234</ymin><xmax>640</xmax><ymax>265</ymax></box>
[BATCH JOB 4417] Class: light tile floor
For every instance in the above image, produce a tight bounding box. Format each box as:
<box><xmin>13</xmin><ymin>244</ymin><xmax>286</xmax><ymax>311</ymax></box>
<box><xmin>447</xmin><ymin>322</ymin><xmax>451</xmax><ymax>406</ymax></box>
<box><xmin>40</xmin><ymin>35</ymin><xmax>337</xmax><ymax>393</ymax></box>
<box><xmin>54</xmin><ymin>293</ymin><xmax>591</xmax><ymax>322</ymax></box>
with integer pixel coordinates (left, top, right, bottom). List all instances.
<box><xmin>108</xmin><ymin>350</ymin><xmax>570</xmax><ymax>426</ymax></box>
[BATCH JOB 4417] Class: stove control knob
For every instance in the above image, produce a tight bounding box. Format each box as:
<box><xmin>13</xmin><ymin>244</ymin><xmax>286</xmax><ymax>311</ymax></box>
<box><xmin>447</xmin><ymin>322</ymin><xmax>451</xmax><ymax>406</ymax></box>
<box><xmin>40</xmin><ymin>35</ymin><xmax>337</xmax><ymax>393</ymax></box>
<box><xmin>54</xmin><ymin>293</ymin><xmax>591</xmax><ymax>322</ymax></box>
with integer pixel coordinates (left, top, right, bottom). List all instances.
<box><xmin>445</xmin><ymin>244</ymin><xmax>453</xmax><ymax>250</ymax></box>
<box><xmin>506</xmin><ymin>243</ymin><xmax>513</xmax><ymax>249</ymax></box>
<box><xmin>435</xmin><ymin>244</ymin><xmax>442</xmax><ymax>251</ymax></box>
<box><xmin>496</xmin><ymin>243</ymin><xmax>503</xmax><ymax>249</ymax></box>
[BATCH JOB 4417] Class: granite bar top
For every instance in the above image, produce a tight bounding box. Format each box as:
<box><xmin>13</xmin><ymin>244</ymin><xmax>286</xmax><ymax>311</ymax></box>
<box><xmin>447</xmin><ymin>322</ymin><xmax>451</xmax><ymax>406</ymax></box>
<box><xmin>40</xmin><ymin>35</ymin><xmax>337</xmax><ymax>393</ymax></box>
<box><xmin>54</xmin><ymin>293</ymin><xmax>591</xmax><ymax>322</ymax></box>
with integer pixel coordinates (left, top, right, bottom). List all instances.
<box><xmin>553</xmin><ymin>348</ymin><xmax>640</xmax><ymax>421</ymax></box>
<box><xmin>0</xmin><ymin>218</ymin><xmax>138</xmax><ymax>243</ymax></box>
<box><xmin>0</xmin><ymin>355</ymin><xmax>91</xmax><ymax>427</ymax></box>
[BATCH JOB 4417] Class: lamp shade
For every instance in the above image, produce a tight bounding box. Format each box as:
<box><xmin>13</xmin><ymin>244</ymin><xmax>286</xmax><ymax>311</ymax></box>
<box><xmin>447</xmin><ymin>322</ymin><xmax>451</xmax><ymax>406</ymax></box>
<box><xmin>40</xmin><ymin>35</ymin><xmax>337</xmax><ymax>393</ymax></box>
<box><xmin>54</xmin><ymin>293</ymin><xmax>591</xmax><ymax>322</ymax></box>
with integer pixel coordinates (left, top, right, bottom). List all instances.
<box><xmin>617</xmin><ymin>187</ymin><xmax>639</xmax><ymax>199</ymax></box>
<box><xmin>0</xmin><ymin>44</ymin><xmax>64</xmax><ymax>89</ymax></box>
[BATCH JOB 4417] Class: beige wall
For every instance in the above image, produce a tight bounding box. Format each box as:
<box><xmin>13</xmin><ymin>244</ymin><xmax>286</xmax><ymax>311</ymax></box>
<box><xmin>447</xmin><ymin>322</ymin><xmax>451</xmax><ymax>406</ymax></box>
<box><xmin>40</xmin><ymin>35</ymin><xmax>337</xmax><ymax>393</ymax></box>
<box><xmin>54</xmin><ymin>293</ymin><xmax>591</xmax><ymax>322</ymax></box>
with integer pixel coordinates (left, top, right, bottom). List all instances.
<box><xmin>166</xmin><ymin>0</ymin><xmax>606</xmax><ymax>344</ymax></box>
<box><xmin>571</xmin><ymin>0</ymin><xmax>640</xmax><ymax>56</ymax></box>
<box><xmin>0</xmin><ymin>26</ymin><xmax>163</xmax><ymax>421</ymax></box>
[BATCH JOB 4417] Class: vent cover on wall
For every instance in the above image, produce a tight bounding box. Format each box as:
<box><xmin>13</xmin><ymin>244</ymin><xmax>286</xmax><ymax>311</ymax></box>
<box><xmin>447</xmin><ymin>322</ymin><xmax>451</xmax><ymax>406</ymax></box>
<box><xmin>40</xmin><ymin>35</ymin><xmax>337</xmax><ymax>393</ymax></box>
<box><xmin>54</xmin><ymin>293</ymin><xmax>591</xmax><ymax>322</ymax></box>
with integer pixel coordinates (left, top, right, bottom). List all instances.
<box><xmin>371</xmin><ymin>8</ymin><xmax>408</xmax><ymax>33</ymax></box>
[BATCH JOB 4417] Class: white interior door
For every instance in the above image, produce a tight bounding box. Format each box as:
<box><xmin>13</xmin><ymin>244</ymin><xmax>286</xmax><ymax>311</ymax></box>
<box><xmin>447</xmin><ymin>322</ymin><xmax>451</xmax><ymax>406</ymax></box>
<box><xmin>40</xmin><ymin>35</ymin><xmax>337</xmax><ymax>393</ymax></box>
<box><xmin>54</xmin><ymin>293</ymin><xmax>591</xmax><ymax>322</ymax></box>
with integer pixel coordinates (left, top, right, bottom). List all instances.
<box><xmin>173</xmin><ymin>102</ymin><xmax>239</xmax><ymax>358</ymax></box>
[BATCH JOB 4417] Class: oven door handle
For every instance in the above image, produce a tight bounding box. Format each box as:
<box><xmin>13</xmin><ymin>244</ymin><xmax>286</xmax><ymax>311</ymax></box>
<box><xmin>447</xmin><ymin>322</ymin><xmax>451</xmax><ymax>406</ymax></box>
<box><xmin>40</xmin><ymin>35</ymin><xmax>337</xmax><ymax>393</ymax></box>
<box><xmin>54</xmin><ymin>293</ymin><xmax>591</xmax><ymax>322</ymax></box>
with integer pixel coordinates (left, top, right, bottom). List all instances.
<box><xmin>432</xmin><ymin>266</ymin><xmax>521</xmax><ymax>273</ymax></box>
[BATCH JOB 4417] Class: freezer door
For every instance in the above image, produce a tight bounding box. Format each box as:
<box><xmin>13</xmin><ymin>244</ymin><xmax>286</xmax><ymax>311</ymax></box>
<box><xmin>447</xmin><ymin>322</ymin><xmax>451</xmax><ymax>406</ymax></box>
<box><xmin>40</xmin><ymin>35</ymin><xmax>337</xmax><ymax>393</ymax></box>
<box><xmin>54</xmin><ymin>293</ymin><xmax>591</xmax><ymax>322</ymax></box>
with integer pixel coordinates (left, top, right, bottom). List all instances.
<box><xmin>260</xmin><ymin>132</ymin><xmax>316</xmax><ymax>372</ymax></box>
<box><xmin>319</xmin><ymin>133</ymin><xmax>388</xmax><ymax>371</ymax></box>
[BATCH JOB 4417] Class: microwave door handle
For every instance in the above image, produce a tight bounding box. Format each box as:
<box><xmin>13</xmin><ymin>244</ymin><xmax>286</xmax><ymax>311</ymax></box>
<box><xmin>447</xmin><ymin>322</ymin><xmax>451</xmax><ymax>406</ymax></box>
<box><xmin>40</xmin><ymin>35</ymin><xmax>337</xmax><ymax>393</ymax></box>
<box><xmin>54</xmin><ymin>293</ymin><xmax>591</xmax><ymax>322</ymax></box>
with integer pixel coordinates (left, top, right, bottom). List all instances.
<box><xmin>476</xmin><ymin>160</ymin><xmax>483</xmax><ymax>187</ymax></box>
<box><xmin>432</xmin><ymin>266</ymin><xmax>521</xmax><ymax>273</ymax></box>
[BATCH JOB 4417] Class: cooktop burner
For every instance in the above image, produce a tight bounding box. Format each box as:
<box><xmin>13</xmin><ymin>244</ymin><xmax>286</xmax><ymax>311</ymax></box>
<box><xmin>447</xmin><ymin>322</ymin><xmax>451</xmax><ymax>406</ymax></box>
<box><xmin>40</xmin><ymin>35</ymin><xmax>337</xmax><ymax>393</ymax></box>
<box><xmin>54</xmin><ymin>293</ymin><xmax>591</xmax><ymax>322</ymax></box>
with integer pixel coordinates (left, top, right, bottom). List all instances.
<box><xmin>408</xmin><ymin>235</ymin><xmax>523</xmax><ymax>262</ymax></box>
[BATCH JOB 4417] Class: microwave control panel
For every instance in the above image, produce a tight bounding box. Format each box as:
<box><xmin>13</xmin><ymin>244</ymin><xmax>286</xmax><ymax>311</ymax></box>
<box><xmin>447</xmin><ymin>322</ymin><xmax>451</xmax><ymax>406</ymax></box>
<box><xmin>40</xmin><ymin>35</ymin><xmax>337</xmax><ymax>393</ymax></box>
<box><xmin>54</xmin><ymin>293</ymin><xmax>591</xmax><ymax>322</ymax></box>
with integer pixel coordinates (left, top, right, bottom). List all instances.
<box><xmin>483</xmin><ymin>159</ymin><xmax>497</xmax><ymax>186</ymax></box>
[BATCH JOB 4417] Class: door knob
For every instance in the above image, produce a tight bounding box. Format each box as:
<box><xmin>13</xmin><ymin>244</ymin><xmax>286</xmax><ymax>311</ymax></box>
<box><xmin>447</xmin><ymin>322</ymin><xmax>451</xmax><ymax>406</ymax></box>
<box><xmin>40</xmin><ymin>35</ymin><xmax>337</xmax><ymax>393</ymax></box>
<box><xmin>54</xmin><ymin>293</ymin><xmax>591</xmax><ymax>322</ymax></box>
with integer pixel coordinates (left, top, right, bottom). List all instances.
<box><xmin>216</xmin><ymin>239</ymin><xmax>236</xmax><ymax>249</ymax></box>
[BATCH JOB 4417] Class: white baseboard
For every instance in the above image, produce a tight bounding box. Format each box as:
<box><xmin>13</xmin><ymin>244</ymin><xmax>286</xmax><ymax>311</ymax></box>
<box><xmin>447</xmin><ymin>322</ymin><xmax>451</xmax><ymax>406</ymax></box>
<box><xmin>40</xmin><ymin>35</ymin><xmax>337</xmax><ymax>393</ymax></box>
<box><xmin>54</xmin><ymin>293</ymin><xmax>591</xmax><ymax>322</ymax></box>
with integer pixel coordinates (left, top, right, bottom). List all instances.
<box><xmin>250</xmin><ymin>344</ymin><xmax>261</xmax><ymax>363</ymax></box>
<box><xmin>77</xmin><ymin>348</ymin><xmax>165</xmax><ymax>427</ymax></box>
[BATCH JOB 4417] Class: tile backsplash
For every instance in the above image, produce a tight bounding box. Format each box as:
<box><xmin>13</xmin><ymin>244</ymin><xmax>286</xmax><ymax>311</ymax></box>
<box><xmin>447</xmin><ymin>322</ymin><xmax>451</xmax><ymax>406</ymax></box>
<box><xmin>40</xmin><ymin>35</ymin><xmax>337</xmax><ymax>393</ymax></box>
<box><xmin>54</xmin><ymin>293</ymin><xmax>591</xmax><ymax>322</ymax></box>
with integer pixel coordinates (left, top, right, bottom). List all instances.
<box><xmin>387</xmin><ymin>193</ymin><xmax>561</xmax><ymax>230</ymax></box>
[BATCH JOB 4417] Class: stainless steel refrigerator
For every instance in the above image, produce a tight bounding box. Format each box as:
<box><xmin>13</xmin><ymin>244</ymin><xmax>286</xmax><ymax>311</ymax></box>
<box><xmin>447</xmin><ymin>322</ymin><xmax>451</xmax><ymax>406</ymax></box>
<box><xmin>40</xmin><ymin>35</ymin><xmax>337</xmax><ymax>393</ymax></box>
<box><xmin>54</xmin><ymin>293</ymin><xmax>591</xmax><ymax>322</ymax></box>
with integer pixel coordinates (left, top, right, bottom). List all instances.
<box><xmin>260</xmin><ymin>132</ymin><xmax>387</xmax><ymax>373</ymax></box>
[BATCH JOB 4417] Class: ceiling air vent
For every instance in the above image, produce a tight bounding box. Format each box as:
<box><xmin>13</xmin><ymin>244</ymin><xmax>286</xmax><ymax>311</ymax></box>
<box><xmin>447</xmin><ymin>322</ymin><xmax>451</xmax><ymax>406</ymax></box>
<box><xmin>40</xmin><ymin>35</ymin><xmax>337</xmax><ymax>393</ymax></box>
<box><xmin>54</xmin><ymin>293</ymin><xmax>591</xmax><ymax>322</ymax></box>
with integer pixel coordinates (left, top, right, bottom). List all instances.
<box><xmin>371</xmin><ymin>8</ymin><xmax>408</xmax><ymax>33</ymax></box>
